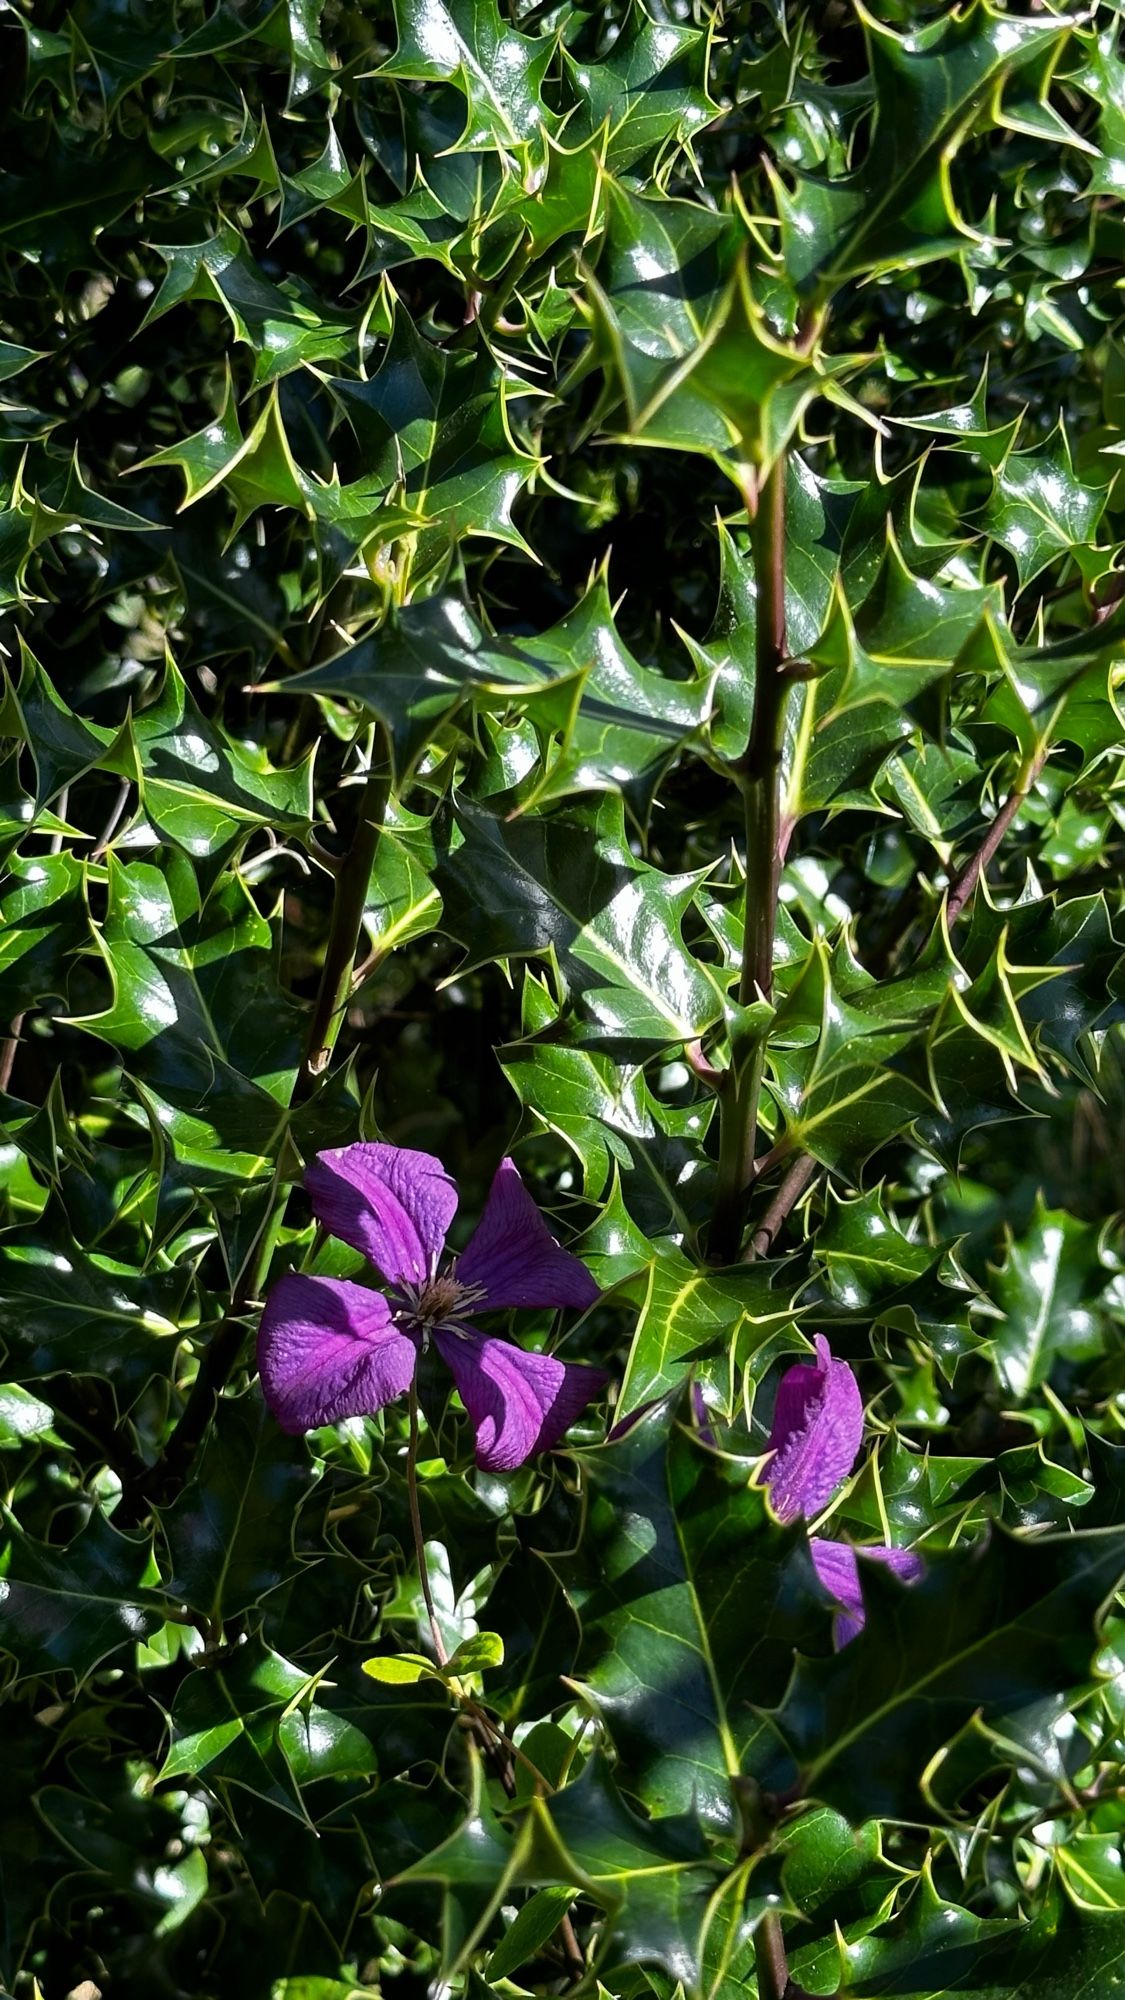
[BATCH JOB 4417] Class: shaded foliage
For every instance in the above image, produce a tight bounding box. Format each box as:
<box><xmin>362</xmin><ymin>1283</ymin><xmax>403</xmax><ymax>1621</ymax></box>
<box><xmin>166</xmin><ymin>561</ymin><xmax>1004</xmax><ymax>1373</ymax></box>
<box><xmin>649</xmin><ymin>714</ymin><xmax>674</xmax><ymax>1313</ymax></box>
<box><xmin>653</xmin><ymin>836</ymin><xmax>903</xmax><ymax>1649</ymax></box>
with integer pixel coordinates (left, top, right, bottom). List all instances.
<box><xmin>2</xmin><ymin>0</ymin><xmax>1125</xmax><ymax>1996</ymax></box>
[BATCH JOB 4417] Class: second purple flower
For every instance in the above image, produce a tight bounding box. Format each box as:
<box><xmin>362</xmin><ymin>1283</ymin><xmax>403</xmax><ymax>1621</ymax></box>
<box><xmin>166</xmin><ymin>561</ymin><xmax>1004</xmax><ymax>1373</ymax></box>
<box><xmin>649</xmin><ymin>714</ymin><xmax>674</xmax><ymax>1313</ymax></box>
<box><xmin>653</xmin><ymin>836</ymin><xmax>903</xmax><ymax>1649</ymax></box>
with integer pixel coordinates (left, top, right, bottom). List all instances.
<box><xmin>761</xmin><ymin>1333</ymin><xmax>924</xmax><ymax>1645</ymax></box>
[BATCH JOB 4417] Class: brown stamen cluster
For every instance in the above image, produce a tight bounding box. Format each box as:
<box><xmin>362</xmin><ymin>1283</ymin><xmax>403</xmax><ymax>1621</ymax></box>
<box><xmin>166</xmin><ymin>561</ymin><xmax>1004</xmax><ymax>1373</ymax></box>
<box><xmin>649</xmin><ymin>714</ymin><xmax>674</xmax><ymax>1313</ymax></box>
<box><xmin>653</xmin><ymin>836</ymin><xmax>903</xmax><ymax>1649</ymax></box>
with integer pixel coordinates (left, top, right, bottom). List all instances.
<box><xmin>400</xmin><ymin>1273</ymin><xmax>487</xmax><ymax>1330</ymax></box>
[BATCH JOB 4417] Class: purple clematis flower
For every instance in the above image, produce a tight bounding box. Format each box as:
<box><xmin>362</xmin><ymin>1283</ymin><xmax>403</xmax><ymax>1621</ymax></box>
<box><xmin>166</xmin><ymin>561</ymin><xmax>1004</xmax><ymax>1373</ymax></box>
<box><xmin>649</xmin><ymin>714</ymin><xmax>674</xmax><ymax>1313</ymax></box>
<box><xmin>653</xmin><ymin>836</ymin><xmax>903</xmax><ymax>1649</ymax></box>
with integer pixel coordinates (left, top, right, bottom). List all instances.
<box><xmin>761</xmin><ymin>1334</ymin><xmax>924</xmax><ymax>1645</ymax></box>
<box><xmin>258</xmin><ymin>1144</ymin><xmax>606</xmax><ymax>1472</ymax></box>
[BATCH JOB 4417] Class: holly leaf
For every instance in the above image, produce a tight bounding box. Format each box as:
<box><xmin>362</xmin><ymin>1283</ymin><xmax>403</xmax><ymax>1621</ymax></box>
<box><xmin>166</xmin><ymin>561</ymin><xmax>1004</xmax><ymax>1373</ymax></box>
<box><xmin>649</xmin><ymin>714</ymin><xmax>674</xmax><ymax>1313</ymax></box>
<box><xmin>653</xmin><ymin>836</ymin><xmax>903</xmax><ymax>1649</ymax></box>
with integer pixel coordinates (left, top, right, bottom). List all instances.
<box><xmin>981</xmin><ymin>425</ymin><xmax>1110</xmax><ymax>588</ymax></box>
<box><xmin>435</xmin><ymin>795</ymin><xmax>724</xmax><ymax>1046</ymax></box>
<box><xmin>773</xmin><ymin>4</ymin><xmax>1066</xmax><ymax>294</ymax></box>
<box><xmin>380</xmin><ymin>0</ymin><xmax>556</xmax><ymax>152</ymax></box>
<box><xmin>159</xmin><ymin>1391</ymin><xmax>318</xmax><ymax>1625</ymax></box>
<box><xmin>749</xmin><ymin>1524</ymin><xmax>1125</xmax><ymax>1820</ymax></box>
<box><xmin>0</xmin><ymin>1511</ymin><xmax>167</xmax><ymax>1682</ymax></box>
<box><xmin>989</xmin><ymin>1197</ymin><xmax>1111</xmax><ymax>1400</ymax></box>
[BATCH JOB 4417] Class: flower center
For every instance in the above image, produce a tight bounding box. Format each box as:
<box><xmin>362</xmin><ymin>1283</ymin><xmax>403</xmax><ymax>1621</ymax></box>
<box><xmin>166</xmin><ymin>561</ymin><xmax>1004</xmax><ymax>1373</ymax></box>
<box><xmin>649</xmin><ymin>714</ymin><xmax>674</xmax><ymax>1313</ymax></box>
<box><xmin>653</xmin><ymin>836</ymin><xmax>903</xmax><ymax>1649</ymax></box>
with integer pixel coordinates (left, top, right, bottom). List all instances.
<box><xmin>398</xmin><ymin>1272</ymin><xmax>487</xmax><ymax>1332</ymax></box>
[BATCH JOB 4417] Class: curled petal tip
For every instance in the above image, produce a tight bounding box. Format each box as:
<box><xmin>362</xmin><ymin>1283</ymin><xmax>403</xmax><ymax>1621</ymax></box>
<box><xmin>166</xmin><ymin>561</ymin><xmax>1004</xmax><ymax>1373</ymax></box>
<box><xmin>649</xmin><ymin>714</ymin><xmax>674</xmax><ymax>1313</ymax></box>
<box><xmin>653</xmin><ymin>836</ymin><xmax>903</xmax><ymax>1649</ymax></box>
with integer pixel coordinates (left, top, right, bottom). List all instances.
<box><xmin>763</xmin><ymin>1336</ymin><xmax>864</xmax><ymax>1524</ymax></box>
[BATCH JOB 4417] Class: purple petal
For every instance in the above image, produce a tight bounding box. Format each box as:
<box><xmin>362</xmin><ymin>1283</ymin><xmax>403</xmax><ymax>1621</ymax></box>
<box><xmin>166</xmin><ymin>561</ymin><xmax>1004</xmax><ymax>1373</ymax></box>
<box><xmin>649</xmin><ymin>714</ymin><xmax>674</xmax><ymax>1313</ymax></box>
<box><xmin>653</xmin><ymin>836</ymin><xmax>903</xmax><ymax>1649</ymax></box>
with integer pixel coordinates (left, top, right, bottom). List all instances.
<box><xmin>305</xmin><ymin>1143</ymin><xmax>458</xmax><ymax>1287</ymax></box>
<box><xmin>809</xmin><ymin>1538</ymin><xmax>865</xmax><ymax>1643</ymax></box>
<box><xmin>810</xmin><ymin>1537</ymin><xmax>926</xmax><ymax>1648</ymax></box>
<box><xmin>433</xmin><ymin>1327</ymin><xmax>606</xmax><ymax>1472</ymax></box>
<box><xmin>258</xmin><ymin>1272</ymin><xmax>418</xmax><ymax>1434</ymax></box>
<box><xmin>455</xmin><ymin>1158</ymin><xmax>599</xmax><ymax>1313</ymax></box>
<box><xmin>763</xmin><ymin>1334</ymin><xmax>864</xmax><ymax>1524</ymax></box>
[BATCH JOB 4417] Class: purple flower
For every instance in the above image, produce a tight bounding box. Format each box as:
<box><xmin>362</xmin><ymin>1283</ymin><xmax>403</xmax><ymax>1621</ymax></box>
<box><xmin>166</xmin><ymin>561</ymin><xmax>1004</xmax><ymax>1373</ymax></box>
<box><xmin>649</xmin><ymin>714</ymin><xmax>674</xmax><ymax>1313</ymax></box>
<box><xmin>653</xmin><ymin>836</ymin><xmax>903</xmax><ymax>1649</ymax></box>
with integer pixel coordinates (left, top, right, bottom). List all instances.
<box><xmin>763</xmin><ymin>1334</ymin><xmax>864</xmax><ymax>1525</ymax></box>
<box><xmin>808</xmin><ymin>1537</ymin><xmax>926</xmax><ymax>1648</ymax></box>
<box><xmin>258</xmin><ymin>1144</ymin><xmax>605</xmax><ymax>1472</ymax></box>
<box><xmin>762</xmin><ymin>1334</ymin><xmax>923</xmax><ymax>1644</ymax></box>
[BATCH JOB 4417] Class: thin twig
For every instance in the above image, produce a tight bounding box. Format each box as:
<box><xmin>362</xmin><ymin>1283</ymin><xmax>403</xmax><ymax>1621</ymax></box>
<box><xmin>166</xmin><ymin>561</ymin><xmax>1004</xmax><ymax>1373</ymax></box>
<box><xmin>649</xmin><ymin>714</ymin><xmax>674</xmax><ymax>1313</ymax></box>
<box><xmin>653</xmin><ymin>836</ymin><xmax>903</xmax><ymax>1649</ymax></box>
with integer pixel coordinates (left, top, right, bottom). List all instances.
<box><xmin>945</xmin><ymin>783</ymin><xmax>1030</xmax><ymax>925</ymax></box>
<box><xmin>747</xmin><ymin>1153</ymin><xmax>817</xmax><ymax>1262</ymax></box>
<box><xmin>91</xmin><ymin>777</ymin><xmax>131</xmax><ymax>860</ymax></box>
<box><xmin>0</xmin><ymin>1015</ymin><xmax>23</xmax><ymax>1094</ymax></box>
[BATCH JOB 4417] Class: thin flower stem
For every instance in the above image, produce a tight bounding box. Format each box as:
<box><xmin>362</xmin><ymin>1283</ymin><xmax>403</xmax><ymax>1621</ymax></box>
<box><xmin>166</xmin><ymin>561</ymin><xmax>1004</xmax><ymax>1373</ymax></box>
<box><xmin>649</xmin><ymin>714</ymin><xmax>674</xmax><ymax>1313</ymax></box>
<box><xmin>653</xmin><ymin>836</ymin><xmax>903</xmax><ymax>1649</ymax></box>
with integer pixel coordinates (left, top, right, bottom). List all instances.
<box><xmin>711</xmin><ymin>459</ymin><xmax>789</xmax><ymax>1264</ymax></box>
<box><xmin>405</xmin><ymin>1393</ymin><xmax>586</xmax><ymax>1983</ymax></box>
<box><xmin>407</xmin><ymin>1383</ymin><xmax>449</xmax><ymax>1667</ymax></box>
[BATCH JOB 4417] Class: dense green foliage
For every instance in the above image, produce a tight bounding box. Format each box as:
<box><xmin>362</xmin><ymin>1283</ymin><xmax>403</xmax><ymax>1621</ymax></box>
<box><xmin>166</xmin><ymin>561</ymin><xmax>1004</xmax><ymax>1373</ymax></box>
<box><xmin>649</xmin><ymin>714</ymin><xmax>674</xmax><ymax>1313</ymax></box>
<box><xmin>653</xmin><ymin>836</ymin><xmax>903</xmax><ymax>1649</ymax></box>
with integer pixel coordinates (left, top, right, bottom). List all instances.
<box><xmin>3</xmin><ymin>0</ymin><xmax>1125</xmax><ymax>1994</ymax></box>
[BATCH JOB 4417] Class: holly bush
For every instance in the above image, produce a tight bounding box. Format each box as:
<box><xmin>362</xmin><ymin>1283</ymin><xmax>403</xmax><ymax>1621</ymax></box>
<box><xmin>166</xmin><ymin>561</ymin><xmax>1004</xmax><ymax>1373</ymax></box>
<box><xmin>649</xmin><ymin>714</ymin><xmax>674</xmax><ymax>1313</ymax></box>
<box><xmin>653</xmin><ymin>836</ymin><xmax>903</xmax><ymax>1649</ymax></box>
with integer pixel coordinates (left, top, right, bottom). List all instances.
<box><xmin>3</xmin><ymin>0</ymin><xmax>1125</xmax><ymax>1994</ymax></box>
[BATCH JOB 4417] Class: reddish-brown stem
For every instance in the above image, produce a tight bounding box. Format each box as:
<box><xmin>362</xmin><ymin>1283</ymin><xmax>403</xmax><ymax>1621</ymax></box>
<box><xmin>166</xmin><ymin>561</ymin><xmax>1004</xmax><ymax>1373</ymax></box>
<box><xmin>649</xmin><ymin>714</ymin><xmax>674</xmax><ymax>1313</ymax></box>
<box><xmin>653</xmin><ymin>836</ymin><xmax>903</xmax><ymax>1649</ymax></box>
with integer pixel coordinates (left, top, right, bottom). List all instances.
<box><xmin>946</xmin><ymin>781</ymin><xmax>1032</xmax><ymax>925</ymax></box>
<box><xmin>748</xmin><ymin>1152</ymin><xmax>817</xmax><ymax>1262</ymax></box>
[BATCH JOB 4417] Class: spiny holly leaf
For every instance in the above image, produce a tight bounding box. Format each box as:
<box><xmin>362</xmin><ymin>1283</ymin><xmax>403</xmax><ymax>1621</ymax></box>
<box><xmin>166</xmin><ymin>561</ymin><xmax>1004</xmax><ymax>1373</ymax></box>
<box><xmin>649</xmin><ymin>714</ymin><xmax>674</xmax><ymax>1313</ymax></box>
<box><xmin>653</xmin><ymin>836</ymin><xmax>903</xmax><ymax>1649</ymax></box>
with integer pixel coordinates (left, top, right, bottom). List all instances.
<box><xmin>286</xmin><ymin>580</ymin><xmax>711</xmax><ymax>810</ymax></box>
<box><xmin>159</xmin><ymin>1391</ymin><xmax>319</xmax><ymax>1625</ymax></box>
<box><xmin>501</xmin><ymin>974</ymin><xmax>714</xmax><ymax>1235</ymax></box>
<box><xmin>0</xmin><ymin>1511</ymin><xmax>167</xmax><ymax>1682</ymax></box>
<box><xmin>981</xmin><ymin>425</ymin><xmax>1110</xmax><ymax>588</ymax></box>
<box><xmin>380</xmin><ymin>0</ymin><xmax>556</xmax><ymax>152</ymax></box>
<box><xmin>807</xmin><ymin>532</ymin><xmax>999</xmax><ymax>718</ymax></box>
<box><xmin>976</xmin><ymin>599</ymin><xmax>1125</xmax><ymax>767</ymax></box>
<box><xmin>765</xmin><ymin>937</ymin><xmax>934</xmax><ymax>1171</ymax></box>
<box><xmin>812</xmin><ymin>1188</ymin><xmax>977</xmax><ymax>1358</ymax></box>
<box><xmin>277</xmin><ymin>596</ymin><xmax>548</xmax><ymax>779</ymax></box>
<box><xmin>773</xmin><ymin>4</ymin><xmax>1066</xmax><ymax>295</ymax></box>
<box><xmin>1067</xmin><ymin>25</ymin><xmax>1125</xmax><ymax>203</ymax></box>
<box><xmin>0</xmin><ymin>850</ymin><xmax>86</xmax><ymax>1017</ymax></box>
<box><xmin>560</xmin><ymin>1405</ymin><xmax>828</xmax><ymax>1822</ymax></box>
<box><xmin>142</xmin><ymin>226</ymin><xmax>357</xmax><ymax>383</ymax></box>
<box><xmin>837</xmin><ymin>1883</ymin><xmax>1125</xmax><ymax>1998</ymax></box>
<box><xmin>135</xmin><ymin>374</ymin><xmax>422</xmax><ymax>565</ymax></box>
<box><xmin>1</xmin><ymin>643</ymin><xmax>115</xmax><ymax>812</ymax></box>
<box><xmin>589</xmin><ymin>210</ymin><xmax>841</xmax><ymax>476</ymax></box>
<box><xmin>609</xmin><ymin>1240</ymin><xmax>797</xmax><ymax>1419</ymax></box>
<box><xmin>434</xmin><ymin>794</ymin><xmax>724</xmax><ymax>1047</ymax></box>
<box><xmin>749</xmin><ymin>1524</ymin><xmax>1125</xmax><ymax>1821</ymax></box>
<box><xmin>73</xmin><ymin>850</ymin><xmax>304</xmax><ymax>1116</ymax></box>
<box><xmin>989</xmin><ymin>1198</ymin><xmax>1110</xmax><ymax>1400</ymax></box>
<box><xmin>525</xmin><ymin>1755</ymin><xmax>724</xmax><ymax>1986</ymax></box>
<box><xmin>128</xmin><ymin>654</ymin><xmax>313</xmax><ymax>869</ymax></box>
<box><xmin>328</xmin><ymin>309</ymin><xmax>539</xmax><ymax>578</ymax></box>
<box><xmin>0</xmin><ymin>1227</ymin><xmax>192</xmax><ymax>1394</ymax></box>
<box><xmin>388</xmin><ymin>1765</ymin><xmax>520</xmax><ymax>1972</ymax></box>
<box><xmin>159</xmin><ymin>1635</ymin><xmax>377</xmax><ymax>1820</ymax></box>
<box><xmin>560</xmin><ymin>7</ymin><xmax>716</xmax><ymax>171</ymax></box>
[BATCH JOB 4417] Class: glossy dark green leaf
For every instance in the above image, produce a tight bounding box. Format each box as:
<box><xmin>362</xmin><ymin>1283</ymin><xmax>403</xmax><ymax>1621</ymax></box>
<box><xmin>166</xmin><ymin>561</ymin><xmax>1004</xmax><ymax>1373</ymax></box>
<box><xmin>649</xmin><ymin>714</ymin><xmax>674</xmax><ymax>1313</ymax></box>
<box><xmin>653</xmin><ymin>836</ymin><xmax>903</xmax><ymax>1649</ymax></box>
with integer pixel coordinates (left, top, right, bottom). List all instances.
<box><xmin>159</xmin><ymin>1390</ymin><xmax>317</xmax><ymax>1624</ymax></box>
<box><xmin>435</xmin><ymin>795</ymin><xmax>724</xmax><ymax>1046</ymax></box>
<box><xmin>562</xmin><ymin>1404</ymin><xmax>827</xmax><ymax>1821</ymax></box>
<box><xmin>750</xmin><ymin>1525</ymin><xmax>1125</xmax><ymax>1820</ymax></box>
<box><xmin>989</xmin><ymin>1198</ymin><xmax>1111</xmax><ymax>1400</ymax></box>
<box><xmin>0</xmin><ymin>1511</ymin><xmax>166</xmax><ymax>1681</ymax></box>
